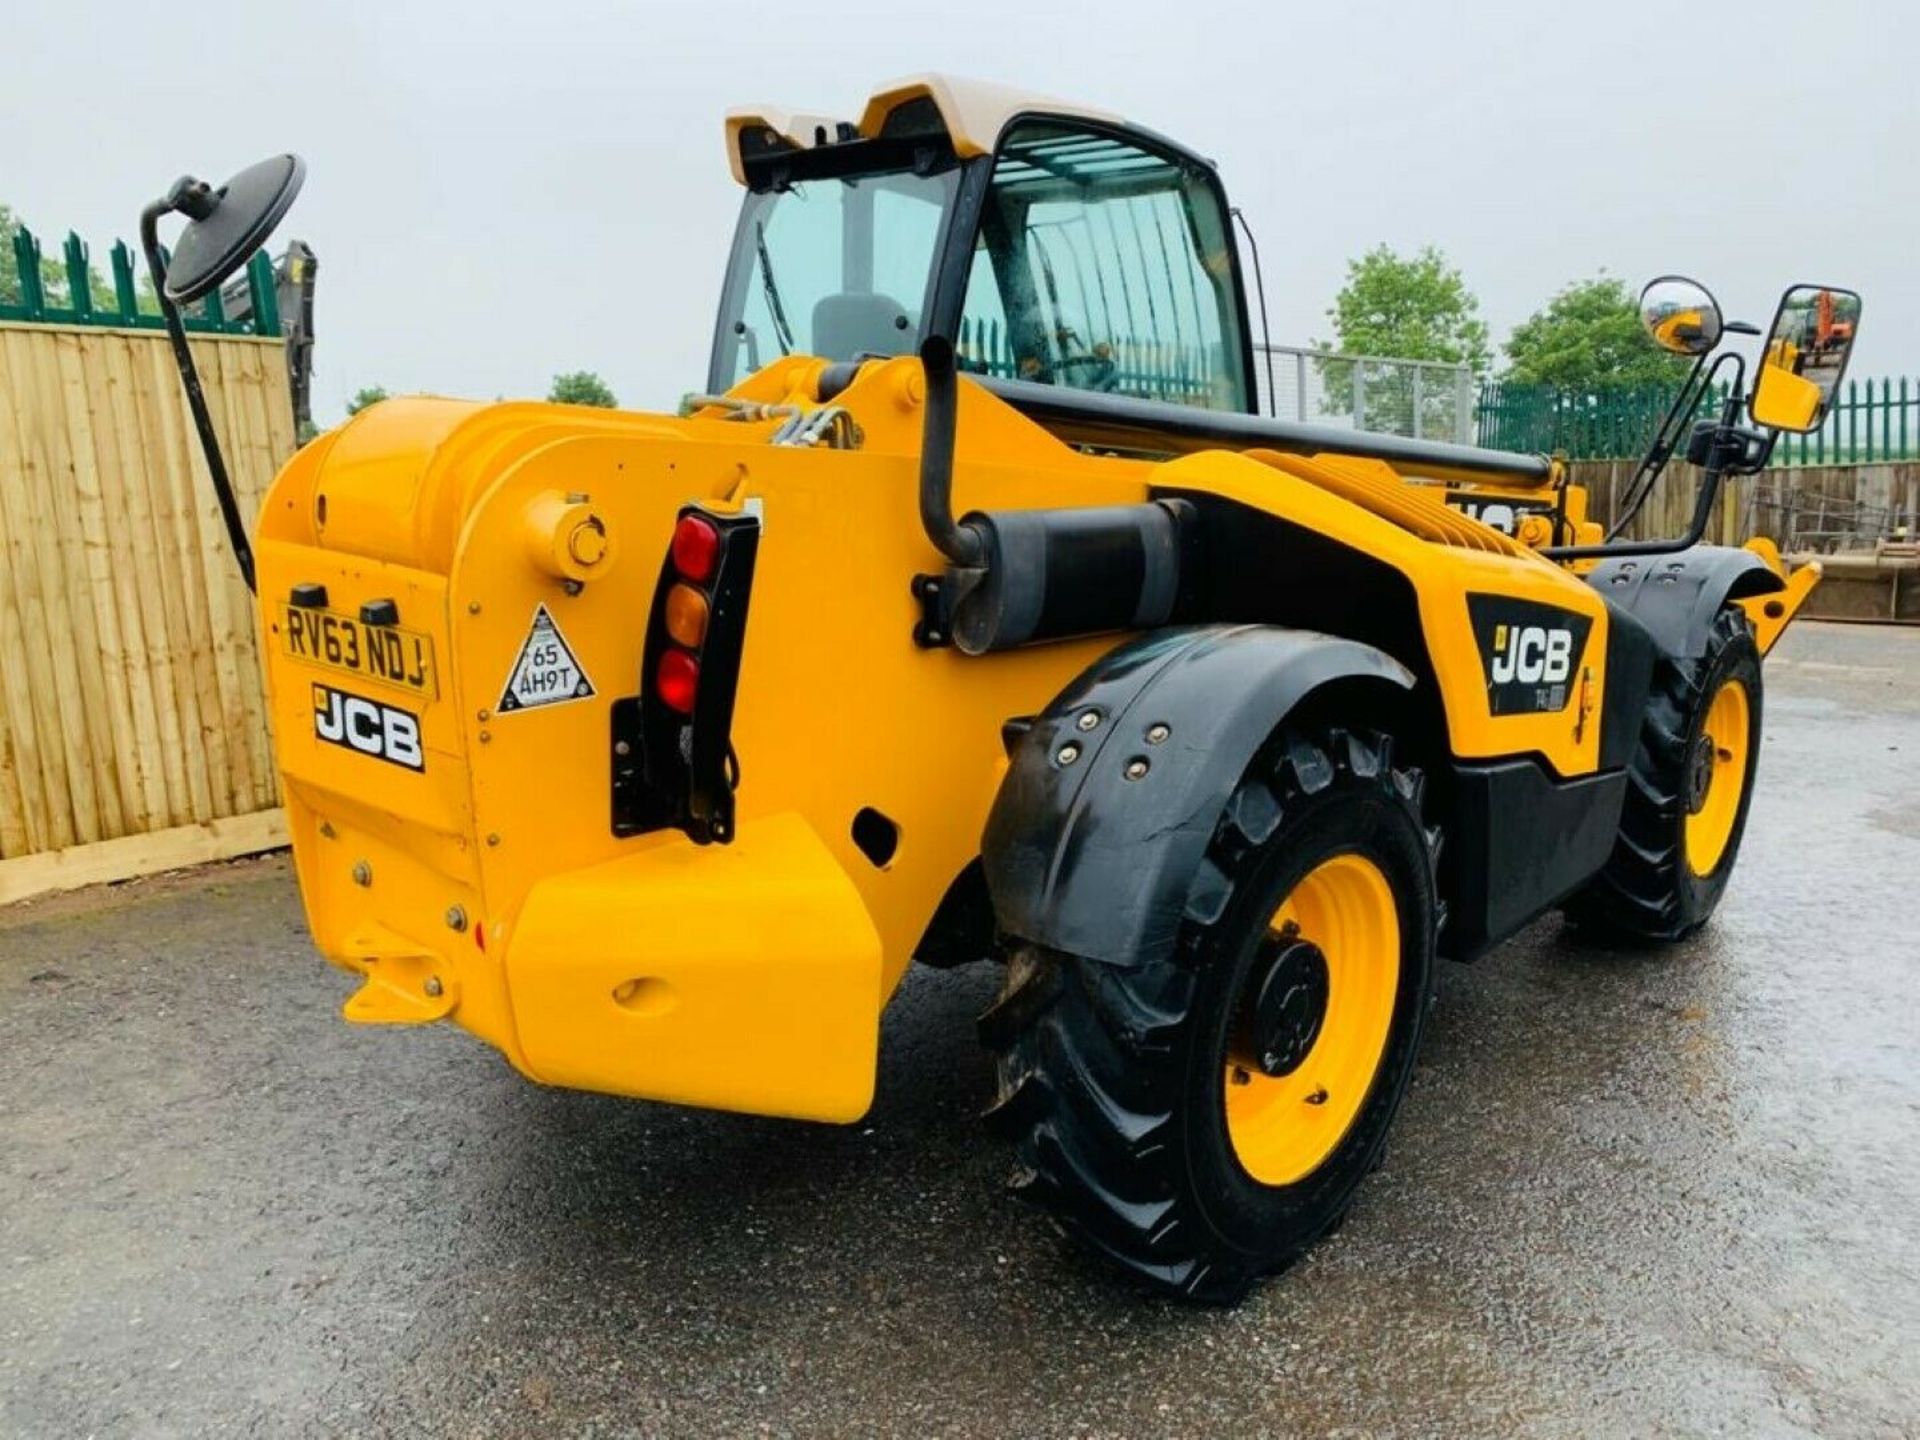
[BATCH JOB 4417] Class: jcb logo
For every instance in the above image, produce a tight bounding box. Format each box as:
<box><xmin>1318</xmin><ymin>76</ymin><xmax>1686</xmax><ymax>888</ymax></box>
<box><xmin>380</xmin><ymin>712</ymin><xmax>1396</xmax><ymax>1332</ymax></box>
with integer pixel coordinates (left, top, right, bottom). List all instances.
<box><xmin>1466</xmin><ymin>596</ymin><xmax>1593</xmax><ymax>717</ymax></box>
<box><xmin>313</xmin><ymin>683</ymin><xmax>425</xmax><ymax>771</ymax></box>
<box><xmin>1489</xmin><ymin>623</ymin><xmax>1575</xmax><ymax>686</ymax></box>
<box><xmin>1447</xmin><ymin>496</ymin><xmax>1555</xmax><ymax>539</ymax></box>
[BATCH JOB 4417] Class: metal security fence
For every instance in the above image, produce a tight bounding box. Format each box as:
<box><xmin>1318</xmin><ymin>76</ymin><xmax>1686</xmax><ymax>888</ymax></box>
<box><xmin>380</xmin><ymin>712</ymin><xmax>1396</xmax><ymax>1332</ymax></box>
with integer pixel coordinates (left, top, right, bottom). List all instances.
<box><xmin>1477</xmin><ymin>377</ymin><xmax>1920</xmax><ymax>465</ymax></box>
<box><xmin>1252</xmin><ymin>345</ymin><xmax>1476</xmax><ymax>444</ymax></box>
<box><xmin>951</xmin><ymin>324</ymin><xmax>1479</xmax><ymax>439</ymax></box>
<box><xmin>957</xmin><ymin>317</ymin><xmax>1220</xmax><ymax>405</ymax></box>
<box><xmin>1</xmin><ymin>223</ymin><xmax>280</xmax><ymax>336</ymax></box>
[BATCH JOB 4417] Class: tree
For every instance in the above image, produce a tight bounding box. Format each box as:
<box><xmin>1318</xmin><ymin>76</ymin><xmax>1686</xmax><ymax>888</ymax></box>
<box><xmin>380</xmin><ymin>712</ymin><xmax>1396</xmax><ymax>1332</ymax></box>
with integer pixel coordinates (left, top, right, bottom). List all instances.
<box><xmin>1318</xmin><ymin>244</ymin><xmax>1491</xmax><ymax>372</ymax></box>
<box><xmin>0</xmin><ymin>203</ymin><xmax>66</xmax><ymax>307</ymax></box>
<box><xmin>347</xmin><ymin>386</ymin><xmax>389</xmax><ymax>416</ymax></box>
<box><xmin>1314</xmin><ymin>244</ymin><xmax>1489</xmax><ymax>438</ymax></box>
<box><xmin>1503</xmin><ymin>276</ymin><xmax>1688</xmax><ymax>392</ymax></box>
<box><xmin>547</xmin><ymin>370</ymin><xmax>617</xmax><ymax>408</ymax></box>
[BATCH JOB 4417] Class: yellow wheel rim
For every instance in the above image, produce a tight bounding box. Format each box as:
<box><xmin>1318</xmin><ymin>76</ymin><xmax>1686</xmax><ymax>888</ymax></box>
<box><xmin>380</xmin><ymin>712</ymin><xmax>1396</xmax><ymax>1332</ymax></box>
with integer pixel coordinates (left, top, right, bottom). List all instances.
<box><xmin>1684</xmin><ymin>678</ymin><xmax>1751</xmax><ymax>877</ymax></box>
<box><xmin>1223</xmin><ymin>853</ymin><xmax>1400</xmax><ymax>1187</ymax></box>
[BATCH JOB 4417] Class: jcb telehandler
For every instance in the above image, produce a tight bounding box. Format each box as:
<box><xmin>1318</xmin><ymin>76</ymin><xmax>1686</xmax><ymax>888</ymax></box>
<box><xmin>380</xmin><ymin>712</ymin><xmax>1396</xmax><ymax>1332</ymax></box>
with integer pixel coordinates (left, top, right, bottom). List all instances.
<box><xmin>140</xmin><ymin>76</ymin><xmax>1851</xmax><ymax>1301</ymax></box>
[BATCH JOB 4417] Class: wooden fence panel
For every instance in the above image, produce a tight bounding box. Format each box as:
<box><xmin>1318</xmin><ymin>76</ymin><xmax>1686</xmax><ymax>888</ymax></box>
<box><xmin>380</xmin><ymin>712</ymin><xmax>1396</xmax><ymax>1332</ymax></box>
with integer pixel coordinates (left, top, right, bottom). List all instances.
<box><xmin>0</xmin><ymin>320</ymin><xmax>289</xmax><ymax>873</ymax></box>
<box><xmin>1568</xmin><ymin>458</ymin><xmax>1920</xmax><ymax>551</ymax></box>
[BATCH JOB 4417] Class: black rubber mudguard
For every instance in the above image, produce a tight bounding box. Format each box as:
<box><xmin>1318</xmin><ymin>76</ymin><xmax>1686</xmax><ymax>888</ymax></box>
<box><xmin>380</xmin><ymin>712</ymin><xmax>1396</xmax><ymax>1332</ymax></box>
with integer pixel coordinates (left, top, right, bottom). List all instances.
<box><xmin>982</xmin><ymin>625</ymin><xmax>1413</xmax><ymax>968</ymax></box>
<box><xmin>1586</xmin><ymin>545</ymin><xmax>1782</xmax><ymax>661</ymax></box>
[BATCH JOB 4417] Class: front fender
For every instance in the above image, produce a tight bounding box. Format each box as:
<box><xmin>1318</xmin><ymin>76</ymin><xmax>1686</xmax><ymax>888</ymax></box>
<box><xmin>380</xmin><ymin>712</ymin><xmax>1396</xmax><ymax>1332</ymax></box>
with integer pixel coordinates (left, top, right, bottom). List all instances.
<box><xmin>982</xmin><ymin>625</ymin><xmax>1414</xmax><ymax>967</ymax></box>
<box><xmin>1587</xmin><ymin>544</ymin><xmax>1784</xmax><ymax>660</ymax></box>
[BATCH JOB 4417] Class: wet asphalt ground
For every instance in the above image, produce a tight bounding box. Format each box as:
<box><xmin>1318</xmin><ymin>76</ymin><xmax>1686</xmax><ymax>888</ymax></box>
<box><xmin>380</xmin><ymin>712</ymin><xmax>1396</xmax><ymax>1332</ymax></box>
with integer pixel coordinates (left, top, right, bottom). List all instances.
<box><xmin>2</xmin><ymin>619</ymin><xmax>1917</xmax><ymax>1438</ymax></box>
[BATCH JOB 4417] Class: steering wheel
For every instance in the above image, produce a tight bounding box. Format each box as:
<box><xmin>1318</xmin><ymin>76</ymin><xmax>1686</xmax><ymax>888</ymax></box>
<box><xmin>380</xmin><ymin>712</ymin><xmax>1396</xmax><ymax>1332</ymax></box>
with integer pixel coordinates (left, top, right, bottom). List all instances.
<box><xmin>1051</xmin><ymin>349</ymin><xmax>1120</xmax><ymax>392</ymax></box>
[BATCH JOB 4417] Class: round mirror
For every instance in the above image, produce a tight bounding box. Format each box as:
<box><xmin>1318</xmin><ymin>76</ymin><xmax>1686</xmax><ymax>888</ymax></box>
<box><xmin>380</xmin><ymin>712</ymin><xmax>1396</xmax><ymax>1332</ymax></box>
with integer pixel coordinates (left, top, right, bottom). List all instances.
<box><xmin>162</xmin><ymin>154</ymin><xmax>306</xmax><ymax>306</ymax></box>
<box><xmin>1639</xmin><ymin>276</ymin><xmax>1723</xmax><ymax>357</ymax></box>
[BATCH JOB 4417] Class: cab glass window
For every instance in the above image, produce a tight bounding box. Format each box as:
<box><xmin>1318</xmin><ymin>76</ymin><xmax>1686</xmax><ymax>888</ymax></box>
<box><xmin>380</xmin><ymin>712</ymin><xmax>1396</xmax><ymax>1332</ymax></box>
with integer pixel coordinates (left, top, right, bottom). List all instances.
<box><xmin>717</xmin><ymin>166</ymin><xmax>958</xmax><ymax>386</ymax></box>
<box><xmin>958</xmin><ymin>121</ymin><xmax>1249</xmax><ymax>411</ymax></box>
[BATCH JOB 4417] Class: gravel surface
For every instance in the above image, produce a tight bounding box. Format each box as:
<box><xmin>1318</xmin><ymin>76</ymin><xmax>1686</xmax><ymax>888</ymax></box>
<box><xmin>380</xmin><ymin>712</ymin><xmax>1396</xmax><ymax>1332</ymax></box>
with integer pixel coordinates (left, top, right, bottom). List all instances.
<box><xmin>2</xmin><ymin>620</ymin><xmax>1916</xmax><ymax>1438</ymax></box>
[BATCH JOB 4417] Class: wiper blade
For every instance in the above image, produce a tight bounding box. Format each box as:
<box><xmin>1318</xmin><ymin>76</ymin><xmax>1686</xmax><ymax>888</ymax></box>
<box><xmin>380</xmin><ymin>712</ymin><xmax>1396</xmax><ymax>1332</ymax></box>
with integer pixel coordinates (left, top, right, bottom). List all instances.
<box><xmin>754</xmin><ymin>222</ymin><xmax>796</xmax><ymax>357</ymax></box>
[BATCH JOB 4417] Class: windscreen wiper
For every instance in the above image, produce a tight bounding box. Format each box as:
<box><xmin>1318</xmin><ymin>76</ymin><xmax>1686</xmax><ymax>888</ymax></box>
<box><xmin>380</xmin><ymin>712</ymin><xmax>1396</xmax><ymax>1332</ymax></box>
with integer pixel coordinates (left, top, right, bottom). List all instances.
<box><xmin>754</xmin><ymin>222</ymin><xmax>796</xmax><ymax>356</ymax></box>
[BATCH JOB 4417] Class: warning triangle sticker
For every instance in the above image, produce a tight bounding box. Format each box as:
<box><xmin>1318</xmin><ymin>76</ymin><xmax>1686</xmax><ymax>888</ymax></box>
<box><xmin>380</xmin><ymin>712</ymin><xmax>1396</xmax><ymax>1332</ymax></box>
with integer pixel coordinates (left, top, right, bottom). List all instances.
<box><xmin>497</xmin><ymin>604</ymin><xmax>596</xmax><ymax>713</ymax></box>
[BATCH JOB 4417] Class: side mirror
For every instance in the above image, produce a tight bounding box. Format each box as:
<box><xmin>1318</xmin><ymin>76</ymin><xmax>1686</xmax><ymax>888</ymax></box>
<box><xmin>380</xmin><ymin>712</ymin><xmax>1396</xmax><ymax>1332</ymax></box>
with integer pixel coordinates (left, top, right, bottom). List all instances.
<box><xmin>1750</xmin><ymin>284</ymin><xmax>1861</xmax><ymax>433</ymax></box>
<box><xmin>139</xmin><ymin>152</ymin><xmax>305</xmax><ymax>596</ymax></box>
<box><xmin>159</xmin><ymin>154</ymin><xmax>306</xmax><ymax>304</ymax></box>
<box><xmin>1639</xmin><ymin>276</ymin><xmax>1724</xmax><ymax>356</ymax></box>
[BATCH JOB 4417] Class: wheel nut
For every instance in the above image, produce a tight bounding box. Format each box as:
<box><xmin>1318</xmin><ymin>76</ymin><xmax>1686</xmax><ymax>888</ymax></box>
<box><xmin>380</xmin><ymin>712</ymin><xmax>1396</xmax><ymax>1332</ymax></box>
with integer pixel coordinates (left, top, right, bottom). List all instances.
<box><xmin>1076</xmin><ymin>709</ymin><xmax>1102</xmax><ymax>732</ymax></box>
<box><xmin>1146</xmin><ymin>723</ymin><xmax>1170</xmax><ymax>744</ymax></box>
<box><xmin>1057</xmin><ymin>743</ymin><xmax>1081</xmax><ymax>766</ymax></box>
<box><xmin>445</xmin><ymin>905</ymin><xmax>468</xmax><ymax>933</ymax></box>
<box><xmin>424</xmin><ymin>976</ymin><xmax>444</xmax><ymax>998</ymax></box>
<box><xmin>351</xmin><ymin>860</ymin><xmax>372</xmax><ymax>887</ymax></box>
<box><xmin>1123</xmin><ymin>758</ymin><xmax>1150</xmax><ymax>780</ymax></box>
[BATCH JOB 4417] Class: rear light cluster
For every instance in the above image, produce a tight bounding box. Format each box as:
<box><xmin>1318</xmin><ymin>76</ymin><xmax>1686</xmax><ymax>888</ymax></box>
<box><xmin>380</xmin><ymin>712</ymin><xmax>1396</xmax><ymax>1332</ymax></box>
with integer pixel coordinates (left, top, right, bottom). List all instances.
<box><xmin>657</xmin><ymin>513</ymin><xmax>721</xmax><ymax>713</ymax></box>
<box><xmin>612</xmin><ymin>503</ymin><xmax>759</xmax><ymax>846</ymax></box>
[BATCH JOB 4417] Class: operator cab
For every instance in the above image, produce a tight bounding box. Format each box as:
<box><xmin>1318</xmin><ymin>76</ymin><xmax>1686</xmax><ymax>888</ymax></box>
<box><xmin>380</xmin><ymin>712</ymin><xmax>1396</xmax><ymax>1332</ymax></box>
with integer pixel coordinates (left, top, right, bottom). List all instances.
<box><xmin>709</xmin><ymin>75</ymin><xmax>1257</xmax><ymax>416</ymax></box>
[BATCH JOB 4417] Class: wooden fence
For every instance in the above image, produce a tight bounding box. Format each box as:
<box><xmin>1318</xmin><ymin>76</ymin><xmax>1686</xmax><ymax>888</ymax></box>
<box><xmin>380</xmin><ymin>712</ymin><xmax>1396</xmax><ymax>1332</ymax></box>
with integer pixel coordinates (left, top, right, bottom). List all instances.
<box><xmin>1570</xmin><ymin>458</ymin><xmax>1920</xmax><ymax>550</ymax></box>
<box><xmin>0</xmin><ymin>321</ymin><xmax>293</xmax><ymax>903</ymax></box>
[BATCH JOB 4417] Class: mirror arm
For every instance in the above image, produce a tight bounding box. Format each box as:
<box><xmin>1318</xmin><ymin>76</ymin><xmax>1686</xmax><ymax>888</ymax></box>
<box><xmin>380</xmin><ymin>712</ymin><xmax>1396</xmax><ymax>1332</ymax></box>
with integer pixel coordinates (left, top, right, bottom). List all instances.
<box><xmin>141</xmin><ymin>198</ymin><xmax>256</xmax><ymax>593</ymax></box>
<box><xmin>1546</xmin><ymin>352</ymin><xmax>1749</xmax><ymax>561</ymax></box>
<box><xmin>1594</xmin><ymin>348</ymin><xmax>1712</xmax><ymax>544</ymax></box>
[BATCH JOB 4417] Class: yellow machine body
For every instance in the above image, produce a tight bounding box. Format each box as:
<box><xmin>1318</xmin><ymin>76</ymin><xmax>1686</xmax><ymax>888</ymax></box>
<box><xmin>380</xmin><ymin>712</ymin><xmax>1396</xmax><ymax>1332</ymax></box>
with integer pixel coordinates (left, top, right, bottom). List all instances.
<box><xmin>253</xmin><ymin>351</ymin><xmax>1775</xmax><ymax>1123</ymax></box>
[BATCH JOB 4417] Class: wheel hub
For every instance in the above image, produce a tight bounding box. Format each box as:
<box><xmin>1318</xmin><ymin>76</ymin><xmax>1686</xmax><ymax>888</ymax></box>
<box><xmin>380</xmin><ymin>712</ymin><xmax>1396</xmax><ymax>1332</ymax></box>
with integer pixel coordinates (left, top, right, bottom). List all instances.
<box><xmin>1245</xmin><ymin>937</ymin><xmax>1330</xmax><ymax>1078</ymax></box>
<box><xmin>1687</xmin><ymin>732</ymin><xmax>1716</xmax><ymax>814</ymax></box>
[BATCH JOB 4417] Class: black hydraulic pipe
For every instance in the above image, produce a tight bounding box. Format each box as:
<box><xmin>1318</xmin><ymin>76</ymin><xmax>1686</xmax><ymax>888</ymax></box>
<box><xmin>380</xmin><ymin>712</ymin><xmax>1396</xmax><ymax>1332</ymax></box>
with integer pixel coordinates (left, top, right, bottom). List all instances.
<box><xmin>917</xmin><ymin>335</ymin><xmax>986</xmax><ymax>567</ymax></box>
<box><xmin>141</xmin><ymin>197</ymin><xmax>257</xmax><ymax>593</ymax></box>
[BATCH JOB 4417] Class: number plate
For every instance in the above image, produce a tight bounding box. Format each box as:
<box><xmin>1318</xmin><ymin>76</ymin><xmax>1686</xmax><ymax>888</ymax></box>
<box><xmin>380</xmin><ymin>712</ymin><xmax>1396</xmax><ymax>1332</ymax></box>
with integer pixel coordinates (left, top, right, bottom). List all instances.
<box><xmin>280</xmin><ymin>605</ymin><xmax>437</xmax><ymax>698</ymax></box>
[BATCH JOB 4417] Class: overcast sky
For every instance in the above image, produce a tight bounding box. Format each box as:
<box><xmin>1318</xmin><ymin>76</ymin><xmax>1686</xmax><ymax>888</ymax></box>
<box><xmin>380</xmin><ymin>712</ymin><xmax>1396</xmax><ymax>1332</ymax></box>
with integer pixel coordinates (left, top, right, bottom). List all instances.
<box><xmin>5</xmin><ymin>0</ymin><xmax>1911</xmax><ymax>422</ymax></box>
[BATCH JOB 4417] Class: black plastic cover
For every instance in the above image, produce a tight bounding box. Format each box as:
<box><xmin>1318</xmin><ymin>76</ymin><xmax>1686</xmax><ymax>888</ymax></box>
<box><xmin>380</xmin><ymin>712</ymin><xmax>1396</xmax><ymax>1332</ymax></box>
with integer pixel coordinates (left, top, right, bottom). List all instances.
<box><xmin>949</xmin><ymin>500</ymin><xmax>1188</xmax><ymax>654</ymax></box>
<box><xmin>1443</xmin><ymin>759</ymin><xmax>1626</xmax><ymax>961</ymax></box>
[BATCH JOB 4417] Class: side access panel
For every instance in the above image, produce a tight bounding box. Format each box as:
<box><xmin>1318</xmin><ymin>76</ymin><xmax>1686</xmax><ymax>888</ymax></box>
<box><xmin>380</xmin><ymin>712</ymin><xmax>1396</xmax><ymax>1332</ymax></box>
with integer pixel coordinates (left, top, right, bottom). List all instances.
<box><xmin>1443</xmin><ymin>759</ymin><xmax>1626</xmax><ymax>961</ymax></box>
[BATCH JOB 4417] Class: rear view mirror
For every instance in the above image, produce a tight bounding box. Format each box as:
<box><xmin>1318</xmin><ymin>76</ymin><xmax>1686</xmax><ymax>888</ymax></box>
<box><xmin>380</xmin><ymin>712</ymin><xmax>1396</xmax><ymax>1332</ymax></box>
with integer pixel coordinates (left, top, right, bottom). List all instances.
<box><xmin>1640</xmin><ymin>276</ymin><xmax>1723</xmax><ymax>356</ymax></box>
<box><xmin>139</xmin><ymin>152</ymin><xmax>305</xmax><ymax>595</ymax></box>
<box><xmin>160</xmin><ymin>154</ymin><xmax>306</xmax><ymax>305</ymax></box>
<box><xmin>1750</xmin><ymin>284</ymin><xmax>1861</xmax><ymax>433</ymax></box>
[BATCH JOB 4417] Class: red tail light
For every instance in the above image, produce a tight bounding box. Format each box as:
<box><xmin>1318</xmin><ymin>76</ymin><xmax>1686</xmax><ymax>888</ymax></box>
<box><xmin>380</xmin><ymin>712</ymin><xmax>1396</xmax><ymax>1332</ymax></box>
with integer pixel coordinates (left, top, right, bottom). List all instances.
<box><xmin>655</xmin><ymin>648</ymin><xmax>700</xmax><ymax>713</ymax></box>
<box><xmin>671</xmin><ymin>513</ymin><xmax>721</xmax><ymax>583</ymax></box>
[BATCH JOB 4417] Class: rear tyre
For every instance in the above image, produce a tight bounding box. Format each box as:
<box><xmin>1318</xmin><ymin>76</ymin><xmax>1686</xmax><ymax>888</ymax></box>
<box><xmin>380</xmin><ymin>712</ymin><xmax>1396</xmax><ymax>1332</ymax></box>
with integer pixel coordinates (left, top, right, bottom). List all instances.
<box><xmin>1566</xmin><ymin>606</ymin><xmax>1762</xmax><ymax>942</ymax></box>
<box><xmin>979</xmin><ymin>726</ymin><xmax>1438</xmax><ymax>1303</ymax></box>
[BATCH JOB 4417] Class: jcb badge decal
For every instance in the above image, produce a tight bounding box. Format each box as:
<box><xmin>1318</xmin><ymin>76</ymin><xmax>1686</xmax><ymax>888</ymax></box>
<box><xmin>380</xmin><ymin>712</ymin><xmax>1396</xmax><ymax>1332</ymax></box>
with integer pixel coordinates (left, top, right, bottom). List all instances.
<box><xmin>312</xmin><ymin>683</ymin><xmax>425</xmax><ymax>770</ymax></box>
<box><xmin>1446</xmin><ymin>496</ymin><xmax>1556</xmax><ymax>539</ymax></box>
<box><xmin>1465</xmin><ymin>596</ymin><xmax>1592</xmax><ymax>716</ymax></box>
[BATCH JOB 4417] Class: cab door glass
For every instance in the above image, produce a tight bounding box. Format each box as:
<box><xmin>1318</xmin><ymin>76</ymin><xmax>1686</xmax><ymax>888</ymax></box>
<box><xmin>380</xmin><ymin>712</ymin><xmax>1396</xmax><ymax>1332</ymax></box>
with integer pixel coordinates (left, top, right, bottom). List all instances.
<box><xmin>959</xmin><ymin>121</ymin><xmax>1249</xmax><ymax>411</ymax></box>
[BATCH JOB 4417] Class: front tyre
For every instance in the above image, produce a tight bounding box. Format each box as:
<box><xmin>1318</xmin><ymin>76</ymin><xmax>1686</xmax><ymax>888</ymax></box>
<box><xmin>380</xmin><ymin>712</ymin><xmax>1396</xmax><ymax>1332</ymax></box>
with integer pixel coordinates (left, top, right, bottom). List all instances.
<box><xmin>979</xmin><ymin>727</ymin><xmax>1438</xmax><ymax>1303</ymax></box>
<box><xmin>1566</xmin><ymin>607</ymin><xmax>1763</xmax><ymax>942</ymax></box>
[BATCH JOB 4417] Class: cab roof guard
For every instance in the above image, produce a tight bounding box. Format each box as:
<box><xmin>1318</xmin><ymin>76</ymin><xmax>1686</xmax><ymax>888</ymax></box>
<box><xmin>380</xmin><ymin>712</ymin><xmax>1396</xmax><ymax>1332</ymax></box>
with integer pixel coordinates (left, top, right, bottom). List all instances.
<box><xmin>725</xmin><ymin>73</ymin><xmax>1121</xmax><ymax>186</ymax></box>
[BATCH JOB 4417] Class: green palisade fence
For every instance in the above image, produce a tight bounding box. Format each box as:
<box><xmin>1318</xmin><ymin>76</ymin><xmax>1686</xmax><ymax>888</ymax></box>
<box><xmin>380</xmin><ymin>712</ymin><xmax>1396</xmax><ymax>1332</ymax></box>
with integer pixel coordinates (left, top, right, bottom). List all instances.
<box><xmin>0</xmin><ymin>223</ymin><xmax>280</xmax><ymax>337</ymax></box>
<box><xmin>957</xmin><ymin>315</ymin><xmax>1216</xmax><ymax>404</ymax></box>
<box><xmin>1477</xmin><ymin>377</ymin><xmax>1920</xmax><ymax>466</ymax></box>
